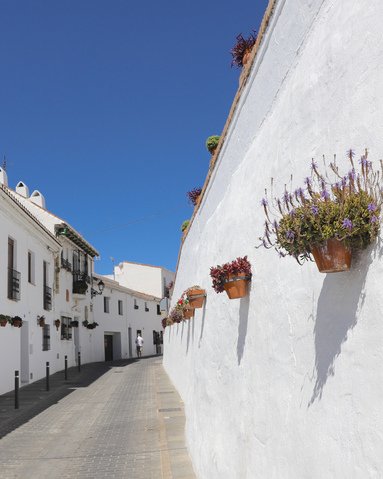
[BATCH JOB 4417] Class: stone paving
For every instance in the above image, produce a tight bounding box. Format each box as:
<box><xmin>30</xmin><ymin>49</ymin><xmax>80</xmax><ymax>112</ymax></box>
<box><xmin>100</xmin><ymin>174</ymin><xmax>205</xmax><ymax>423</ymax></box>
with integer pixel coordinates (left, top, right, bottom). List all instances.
<box><xmin>0</xmin><ymin>357</ymin><xmax>196</xmax><ymax>479</ymax></box>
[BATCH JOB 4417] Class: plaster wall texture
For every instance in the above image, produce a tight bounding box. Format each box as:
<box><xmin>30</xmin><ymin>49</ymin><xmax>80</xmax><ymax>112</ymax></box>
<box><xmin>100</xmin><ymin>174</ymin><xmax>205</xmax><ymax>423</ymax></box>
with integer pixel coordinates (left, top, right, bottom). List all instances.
<box><xmin>114</xmin><ymin>261</ymin><xmax>175</xmax><ymax>298</ymax></box>
<box><xmin>163</xmin><ymin>1</ymin><xmax>383</xmax><ymax>478</ymax></box>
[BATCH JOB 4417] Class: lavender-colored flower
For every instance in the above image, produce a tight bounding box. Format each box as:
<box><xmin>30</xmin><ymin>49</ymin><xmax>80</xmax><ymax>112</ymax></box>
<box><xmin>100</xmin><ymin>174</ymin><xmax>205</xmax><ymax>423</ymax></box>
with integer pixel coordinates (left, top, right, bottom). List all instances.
<box><xmin>368</xmin><ymin>203</ymin><xmax>377</xmax><ymax>212</ymax></box>
<box><xmin>289</xmin><ymin>209</ymin><xmax>296</xmax><ymax>217</ymax></box>
<box><xmin>311</xmin><ymin>205</ymin><xmax>319</xmax><ymax>215</ymax></box>
<box><xmin>321</xmin><ymin>189</ymin><xmax>330</xmax><ymax>200</ymax></box>
<box><xmin>341</xmin><ymin>176</ymin><xmax>347</xmax><ymax>187</ymax></box>
<box><xmin>370</xmin><ymin>215</ymin><xmax>378</xmax><ymax>223</ymax></box>
<box><xmin>304</xmin><ymin>177</ymin><xmax>312</xmax><ymax>187</ymax></box>
<box><xmin>286</xmin><ymin>229</ymin><xmax>295</xmax><ymax>240</ymax></box>
<box><xmin>342</xmin><ymin>218</ymin><xmax>353</xmax><ymax>230</ymax></box>
<box><xmin>359</xmin><ymin>156</ymin><xmax>368</xmax><ymax>167</ymax></box>
<box><xmin>273</xmin><ymin>220</ymin><xmax>279</xmax><ymax>231</ymax></box>
<box><xmin>261</xmin><ymin>198</ymin><xmax>268</xmax><ymax>207</ymax></box>
<box><xmin>347</xmin><ymin>149</ymin><xmax>355</xmax><ymax>159</ymax></box>
<box><xmin>283</xmin><ymin>190</ymin><xmax>290</xmax><ymax>205</ymax></box>
<box><xmin>311</xmin><ymin>160</ymin><xmax>318</xmax><ymax>171</ymax></box>
<box><xmin>348</xmin><ymin>169</ymin><xmax>356</xmax><ymax>181</ymax></box>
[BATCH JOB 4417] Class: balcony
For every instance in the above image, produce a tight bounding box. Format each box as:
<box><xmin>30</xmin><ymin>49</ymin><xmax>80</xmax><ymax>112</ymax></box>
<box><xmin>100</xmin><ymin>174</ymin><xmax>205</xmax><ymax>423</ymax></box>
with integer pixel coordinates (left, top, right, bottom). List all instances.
<box><xmin>61</xmin><ymin>258</ymin><xmax>72</xmax><ymax>272</ymax></box>
<box><xmin>73</xmin><ymin>272</ymin><xmax>90</xmax><ymax>295</ymax></box>
<box><xmin>8</xmin><ymin>268</ymin><xmax>20</xmax><ymax>301</ymax></box>
<box><xmin>44</xmin><ymin>285</ymin><xmax>52</xmax><ymax>311</ymax></box>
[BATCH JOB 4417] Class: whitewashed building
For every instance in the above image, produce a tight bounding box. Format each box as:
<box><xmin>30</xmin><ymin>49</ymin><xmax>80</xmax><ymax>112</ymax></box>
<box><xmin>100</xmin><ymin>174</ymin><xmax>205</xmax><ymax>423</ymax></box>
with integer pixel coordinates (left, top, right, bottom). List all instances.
<box><xmin>0</xmin><ymin>170</ymin><xmax>171</xmax><ymax>395</ymax></box>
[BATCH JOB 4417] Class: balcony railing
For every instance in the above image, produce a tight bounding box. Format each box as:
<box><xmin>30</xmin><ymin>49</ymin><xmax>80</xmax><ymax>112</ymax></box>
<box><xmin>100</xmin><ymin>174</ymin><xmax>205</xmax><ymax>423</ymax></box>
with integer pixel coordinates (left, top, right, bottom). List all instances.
<box><xmin>44</xmin><ymin>285</ymin><xmax>52</xmax><ymax>310</ymax></box>
<box><xmin>8</xmin><ymin>268</ymin><xmax>20</xmax><ymax>301</ymax></box>
<box><xmin>61</xmin><ymin>258</ymin><xmax>72</xmax><ymax>272</ymax></box>
<box><xmin>73</xmin><ymin>272</ymin><xmax>90</xmax><ymax>295</ymax></box>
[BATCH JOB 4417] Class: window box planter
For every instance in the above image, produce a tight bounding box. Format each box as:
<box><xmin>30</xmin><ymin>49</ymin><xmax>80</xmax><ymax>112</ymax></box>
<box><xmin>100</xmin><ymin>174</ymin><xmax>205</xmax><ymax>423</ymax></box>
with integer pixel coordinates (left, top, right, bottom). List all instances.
<box><xmin>210</xmin><ymin>256</ymin><xmax>252</xmax><ymax>300</ymax></box>
<box><xmin>186</xmin><ymin>287</ymin><xmax>206</xmax><ymax>309</ymax></box>
<box><xmin>311</xmin><ymin>239</ymin><xmax>351</xmax><ymax>273</ymax></box>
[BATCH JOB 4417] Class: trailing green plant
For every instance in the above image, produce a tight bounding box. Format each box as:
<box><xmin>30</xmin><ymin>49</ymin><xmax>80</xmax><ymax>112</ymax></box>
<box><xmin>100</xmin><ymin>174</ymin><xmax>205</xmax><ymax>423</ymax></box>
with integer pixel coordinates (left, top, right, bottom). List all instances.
<box><xmin>260</xmin><ymin>149</ymin><xmax>383</xmax><ymax>263</ymax></box>
<box><xmin>230</xmin><ymin>31</ymin><xmax>257</xmax><ymax>68</ymax></box>
<box><xmin>169</xmin><ymin>306</ymin><xmax>183</xmax><ymax>324</ymax></box>
<box><xmin>210</xmin><ymin>256</ymin><xmax>252</xmax><ymax>294</ymax></box>
<box><xmin>181</xmin><ymin>220</ymin><xmax>190</xmax><ymax>232</ymax></box>
<box><xmin>206</xmin><ymin>136</ymin><xmax>220</xmax><ymax>154</ymax></box>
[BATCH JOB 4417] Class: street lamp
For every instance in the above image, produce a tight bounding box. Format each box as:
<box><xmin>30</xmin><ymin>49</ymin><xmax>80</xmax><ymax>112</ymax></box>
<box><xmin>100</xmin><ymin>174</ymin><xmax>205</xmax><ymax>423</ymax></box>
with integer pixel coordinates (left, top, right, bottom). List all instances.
<box><xmin>91</xmin><ymin>279</ymin><xmax>105</xmax><ymax>298</ymax></box>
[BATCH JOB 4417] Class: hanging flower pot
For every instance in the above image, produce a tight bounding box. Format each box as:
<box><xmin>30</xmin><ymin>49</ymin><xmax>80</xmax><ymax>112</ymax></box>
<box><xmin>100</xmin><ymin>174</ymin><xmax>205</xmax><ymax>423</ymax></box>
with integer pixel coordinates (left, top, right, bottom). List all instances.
<box><xmin>12</xmin><ymin>316</ymin><xmax>23</xmax><ymax>328</ymax></box>
<box><xmin>210</xmin><ymin>256</ymin><xmax>252</xmax><ymax>300</ymax></box>
<box><xmin>186</xmin><ymin>287</ymin><xmax>206</xmax><ymax>309</ymax></box>
<box><xmin>311</xmin><ymin>238</ymin><xmax>351</xmax><ymax>273</ymax></box>
<box><xmin>223</xmin><ymin>274</ymin><xmax>250</xmax><ymax>299</ymax></box>
<box><xmin>0</xmin><ymin>315</ymin><xmax>9</xmax><ymax>327</ymax></box>
<box><xmin>37</xmin><ymin>316</ymin><xmax>45</xmax><ymax>327</ymax></box>
<box><xmin>183</xmin><ymin>308</ymin><xmax>194</xmax><ymax>319</ymax></box>
<box><xmin>55</xmin><ymin>319</ymin><xmax>61</xmax><ymax>331</ymax></box>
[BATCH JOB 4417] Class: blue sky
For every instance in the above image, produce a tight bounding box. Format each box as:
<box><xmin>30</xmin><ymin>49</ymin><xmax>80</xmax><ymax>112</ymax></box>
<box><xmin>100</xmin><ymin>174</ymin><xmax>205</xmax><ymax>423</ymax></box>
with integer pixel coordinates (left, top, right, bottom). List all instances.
<box><xmin>0</xmin><ymin>0</ymin><xmax>269</xmax><ymax>274</ymax></box>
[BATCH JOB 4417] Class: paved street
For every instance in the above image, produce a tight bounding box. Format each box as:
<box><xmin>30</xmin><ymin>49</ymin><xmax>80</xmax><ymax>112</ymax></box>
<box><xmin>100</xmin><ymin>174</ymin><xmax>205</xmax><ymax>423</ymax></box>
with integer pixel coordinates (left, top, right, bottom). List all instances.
<box><xmin>0</xmin><ymin>357</ymin><xmax>196</xmax><ymax>479</ymax></box>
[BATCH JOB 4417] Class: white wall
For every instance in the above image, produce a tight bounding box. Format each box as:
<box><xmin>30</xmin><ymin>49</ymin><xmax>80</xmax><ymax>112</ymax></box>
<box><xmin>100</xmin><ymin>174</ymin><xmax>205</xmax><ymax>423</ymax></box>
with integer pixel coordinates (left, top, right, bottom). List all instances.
<box><xmin>114</xmin><ymin>261</ymin><xmax>174</xmax><ymax>298</ymax></box>
<box><xmin>163</xmin><ymin>1</ymin><xmax>383</xmax><ymax>478</ymax></box>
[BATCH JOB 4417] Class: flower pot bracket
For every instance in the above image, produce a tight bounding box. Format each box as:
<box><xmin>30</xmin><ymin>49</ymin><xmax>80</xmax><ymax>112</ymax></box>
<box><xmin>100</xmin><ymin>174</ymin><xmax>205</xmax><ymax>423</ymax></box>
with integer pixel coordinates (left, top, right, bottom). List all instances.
<box><xmin>187</xmin><ymin>292</ymin><xmax>206</xmax><ymax>299</ymax></box>
<box><xmin>223</xmin><ymin>275</ymin><xmax>251</xmax><ymax>283</ymax></box>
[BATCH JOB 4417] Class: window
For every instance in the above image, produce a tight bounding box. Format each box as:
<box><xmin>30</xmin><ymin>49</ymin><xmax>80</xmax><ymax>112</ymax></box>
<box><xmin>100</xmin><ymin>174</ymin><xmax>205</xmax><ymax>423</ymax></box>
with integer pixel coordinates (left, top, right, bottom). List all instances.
<box><xmin>145</xmin><ymin>302</ymin><xmax>149</xmax><ymax>312</ymax></box>
<box><xmin>8</xmin><ymin>237</ymin><xmax>20</xmax><ymax>301</ymax></box>
<box><xmin>118</xmin><ymin>300</ymin><xmax>123</xmax><ymax>315</ymax></box>
<box><xmin>43</xmin><ymin>261</ymin><xmax>52</xmax><ymax>311</ymax></box>
<box><xmin>28</xmin><ymin>251</ymin><xmax>35</xmax><ymax>284</ymax></box>
<box><xmin>61</xmin><ymin>317</ymin><xmax>72</xmax><ymax>340</ymax></box>
<box><xmin>134</xmin><ymin>299</ymin><xmax>139</xmax><ymax>310</ymax></box>
<box><xmin>42</xmin><ymin>324</ymin><xmax>50</xmax><ymax>351</ymax></box>
<box><xmin>104</xmin><ymin>296</ymin><xmax>110</xmax><ymax>313</ymax></box>
<box><xmin>157</xmin><ymin>304</ymin><xmax>161</xmax><ymax>315</ymax></box>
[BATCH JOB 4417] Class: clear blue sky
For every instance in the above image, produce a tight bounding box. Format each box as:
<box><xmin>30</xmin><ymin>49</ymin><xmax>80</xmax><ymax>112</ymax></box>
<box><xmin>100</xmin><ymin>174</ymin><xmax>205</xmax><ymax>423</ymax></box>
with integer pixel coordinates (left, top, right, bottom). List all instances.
<box><xmin>0</xmin><ymin>0</ymin><xmax>269</xmax><ymax>274</ymax></box>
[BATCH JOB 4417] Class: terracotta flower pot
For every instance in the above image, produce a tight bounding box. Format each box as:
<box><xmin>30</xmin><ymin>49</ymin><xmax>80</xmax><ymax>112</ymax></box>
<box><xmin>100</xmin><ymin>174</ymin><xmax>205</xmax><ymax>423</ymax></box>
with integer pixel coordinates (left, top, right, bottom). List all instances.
<box><xmin>242</xmin><ymin>49</ymin><xmax>252</xmax><ymax>67</ymax></box>
<box><xmin>311</xmin><ymin>238</ymin><xmax>351</xmax><ymax>273</ymax></box>
<box><xmin>39</xmin><ymin>319</ymin><xmax>45</xmax><ymax>327</ymax></box>
<box><xmin>12</xmin><ymin>319</ymin><xmax>22</xmax><ymax>328</ymax></box>
<box><xmin>223</xmin><ymin>274</ymin><xmax>249</xmax><ymax>299</ymax></box>
<box><xmin>183</xmin><ymin>308</ymin><xmax>194</xmax><ymax>319</ymax></box>
<box><xmin>187</xmin><ymin>289</ymin><xmax>206</xmax><ymax>309</ymax></box>
<box><xmin>0</xmin><ymin>319</ymin><xmax>7</xmax><ymax>327</ymax></box>
<box><xmin>55</xmin><ymin>320</ymin><xmax>61</xmax><ymax>331</ymax></box>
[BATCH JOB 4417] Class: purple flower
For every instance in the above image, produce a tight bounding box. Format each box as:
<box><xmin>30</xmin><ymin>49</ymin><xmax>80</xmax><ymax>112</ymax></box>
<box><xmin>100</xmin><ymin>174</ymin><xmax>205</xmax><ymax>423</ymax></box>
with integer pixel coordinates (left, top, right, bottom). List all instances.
<box><xmin>286</xmin><ymin>230</ymin><xmax>295</xmax><ymax>240</ymax></box>
<box><xmin>368</xmin><ymin>203</ymin><xmax>377</xmax><ymax>212</ymax></box>
<box><xmin>311</xmin><ymin>205</ymin><xmax>319</xmax><ymax>215</ymax></box>
<box><xmin>261</xmin><ymin>198</ymin><xmax>268</xmax><ymax>207</ymax></box>
<box><xmin>370</xmin><ymin>215</ymin><xmax>378</xmax><ymax>223</ymax></box>
<box><xmin>311</xmin><ymin>160</ymin><xmax>318</xmax><ymax>171</ymax></box>
<box><xmin>341</xmin><ymin>176</ymin><xmax>347</xmax><ymax>187</ymax></box>
<box><xmin>321</xmin><ymin>189</ymin><xmax>330</xmax><ymax>200</ymax></box>
<box><xmin>347</xmin><ymin>149</ymin><xmax>355</xmax><ymax>159</ymax></box>
<box><xmin>342</xmin><ymin>218</ymin><xmax>353</xmax><ymax>230</ymax></box>
<box><xmin>359</xmin><ymin>156</ymin><xmax>369</xmax><ymax>167</ymax></box>
<box><xmin>283</xmin><ymin>190</ymin><xmax>290</xmax><ymax>205</ymax></box>
<box><xmin>348</xmin><ymin>169</ymin><xmax>356</xmax><ymax>181</ymax></box>
<box><xmin>273</xmin><ymin>220</ymin><xmax>278</xmax><ymax>230</ymax></box>
<box><xmin>304</xmin><ymin>177</ymin><xmax>312</xmax><ymax>187</ymax></box>
<box><xmin>289</xmin><ymin>209</ymin><xmax>296</xmax><ymax>217</ymax></box>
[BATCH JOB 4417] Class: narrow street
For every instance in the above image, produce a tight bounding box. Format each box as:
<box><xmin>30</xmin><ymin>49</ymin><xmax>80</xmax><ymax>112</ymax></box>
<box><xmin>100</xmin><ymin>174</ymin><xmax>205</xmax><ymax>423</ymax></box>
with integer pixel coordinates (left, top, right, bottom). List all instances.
<box><xmin>0</xmin><ymin>357</ymin><xmax>196</xmax><ymax>479</ymax></box>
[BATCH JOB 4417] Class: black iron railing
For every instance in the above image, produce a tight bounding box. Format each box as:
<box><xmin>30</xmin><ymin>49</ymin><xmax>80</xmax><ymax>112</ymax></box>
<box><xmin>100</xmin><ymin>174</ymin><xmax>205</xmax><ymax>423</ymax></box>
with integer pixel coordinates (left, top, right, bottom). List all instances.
<box><xmin>72</xmin><ymin>272</ymin><xmax>90</xmax><ymax>294</ymax></box>
<box><xmin>44</xmin><ymin>285</ymin><xmax>52</xmax><ymax>310</ymax></box>
<box><xmin>61</xmin><ymin>258</ymin><xmax>72</xmax><ymax>272</ymax></box>
<box><xmin>8</xmin><ymin>268</ymin><xmax>20</xmax><ymax>301</ymax></box>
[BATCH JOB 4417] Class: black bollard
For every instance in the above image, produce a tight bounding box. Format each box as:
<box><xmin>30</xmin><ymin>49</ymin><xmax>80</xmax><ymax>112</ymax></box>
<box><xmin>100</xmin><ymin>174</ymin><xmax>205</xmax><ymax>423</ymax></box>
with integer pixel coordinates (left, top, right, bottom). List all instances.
<box><xmin>14</xmin><ymin>370</ymin><xmax>19</xmax><ymax>409</ymax></box>
<box><xmin>46</xmin><ymin>362</ymin><xmax>50</xmax><ymax>391</ymax></box>
<box><xmin>78</xmin><ymin>351</ymin><xmax>81</xmax><ymax>372</ymax></box>
<box><xmin>64</xmin><ymin>355</ymin><xmax>68</xmax><ymax>381</ymax></box>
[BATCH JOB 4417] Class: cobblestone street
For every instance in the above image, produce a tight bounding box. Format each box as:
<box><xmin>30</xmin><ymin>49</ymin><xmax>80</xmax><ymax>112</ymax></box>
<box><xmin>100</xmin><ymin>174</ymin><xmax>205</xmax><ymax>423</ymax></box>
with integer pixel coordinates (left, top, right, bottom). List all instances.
<box><xmin>0</xmin><ymin>357</ymin><xmax>195</xmax><ymax>479</ymax></box>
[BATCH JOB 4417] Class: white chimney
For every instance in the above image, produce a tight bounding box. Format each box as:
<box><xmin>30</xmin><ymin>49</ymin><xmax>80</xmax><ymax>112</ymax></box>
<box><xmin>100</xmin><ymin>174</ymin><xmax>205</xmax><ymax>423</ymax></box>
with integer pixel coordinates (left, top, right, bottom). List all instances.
<box><xmin>30</xmin><ymin>190</ymin><xmax>46</xmax><ymax>209</ymax></box>
<box><xmin>0</xmin><ymin>167</ymin><xmax>8</xmax><ymax>187</ymax></box>
<box><xmin>15</xmin><ymin>181</ymin><xmax>29</xmax><ymax>198</ymax></box>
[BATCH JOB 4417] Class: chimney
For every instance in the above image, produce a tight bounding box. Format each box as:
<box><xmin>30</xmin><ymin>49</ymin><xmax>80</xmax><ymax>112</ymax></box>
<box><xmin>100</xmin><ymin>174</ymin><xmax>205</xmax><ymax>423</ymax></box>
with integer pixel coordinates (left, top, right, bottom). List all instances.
<box><xmin>30</xmin><ymin>190</ymin><xmax>46</xmax><ymax>209</ymax></box>
<box><xmin>15</xmin><ymin>181</ymin><xmax>29</xmax><ymax>198</ymax></box>
<box><xmin>0</xmin><ymin>167</ymin><xmax>8</xmax><ymax>187</ymax></box>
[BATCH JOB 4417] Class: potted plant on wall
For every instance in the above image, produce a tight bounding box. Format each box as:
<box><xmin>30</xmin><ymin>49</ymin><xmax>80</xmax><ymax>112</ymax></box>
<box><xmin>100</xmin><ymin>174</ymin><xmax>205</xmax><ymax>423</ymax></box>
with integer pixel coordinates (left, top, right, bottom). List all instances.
<box><xmin>55</xmin><ymin>319</ymin><xmax>61</xmax><ymax>330</ymax></box>
<box><xmin>177</xmin><ymin>297</ymin><xmax>194</xmax><ymax>319</ymax></box>
<box><xmin>210</xmin><ymin>256</ymin><xmax>252</xmax><ymax>299</ymax></box>
<box><xmin>230</xmin><ymin>31</ymin><xmax>257</xmax><ymax>68</ymax></box>
<box><xmin>37</xmin><ymin>315</ymin><xmax>45</xmax><ymax>327</ymax></box>
<box><xmin>11</xmin><ymin>316</ymin><xmax>23</xmax><ymax>328</ymax></box>
<box><xmin>169</xmin><ymin>306</ymin><xmax>183</xmax><ymax>324</ymax></box>
<box><xmin>187</xmin><ymin>188</ymin><xmax>202</xmax><ymax>207</ymax></box>
<box><xmin>206</xmin><ymin>136</ymin><xmax>220</xmax><ymax>155</ymax></box>
<box><xmin>186</xmin><ymin>285</ymin><xmax>206</xmax><ymax>309</ymax></box>
<box><xmin>0</xmin><ymin>314</ymin><xmax>10</xmax><ymax>327</ymax></box>
<box><xmin>181</xmin><ymin>220</ymin><xmax>190</xmax><ymax>234</ymax></box>
<box><xmin>70</xmin><ymin>319</ymin><xmax>79</xmax><ymax>327</ymax></box>
<box><xmin>259</xmin><ymin>149</ymin><xmax>382</xmax><ymax>272</ymax></box>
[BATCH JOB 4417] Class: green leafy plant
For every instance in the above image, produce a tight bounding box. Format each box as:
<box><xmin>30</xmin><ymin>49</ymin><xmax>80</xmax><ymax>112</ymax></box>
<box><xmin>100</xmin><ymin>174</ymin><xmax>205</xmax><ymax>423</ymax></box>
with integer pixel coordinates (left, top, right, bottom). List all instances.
<box><xmin>181</xmin><ymin>220</ymin><xmax>190</xmax><ymax>232</ymax></box>
<box><xmin>206</xmin><ymin>136</ymin><xmax>220</xmax><ymax>154</ymax></box>
<box><xmin>260</xmin><ymin>149</ymin><xmax>382</xmax><ymax>263</ymax></box>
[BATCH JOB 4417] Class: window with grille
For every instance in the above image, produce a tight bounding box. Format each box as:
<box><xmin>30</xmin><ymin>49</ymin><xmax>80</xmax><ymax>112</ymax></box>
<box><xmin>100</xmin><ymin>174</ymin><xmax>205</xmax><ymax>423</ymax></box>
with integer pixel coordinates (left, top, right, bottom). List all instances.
<box><xmin>118</xmin><ymin>300</ymin><xmax>123</xmax><ymax>315</ymax></box>
<box><xmin>42</xmin><ymin>324</ymin><xmax>50</xmax><ymax>351</ymax></box>
<box><xmin>61</xmin><ymin>316</ymin><xmax>72</xmax><ymax>340</ymax></box>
